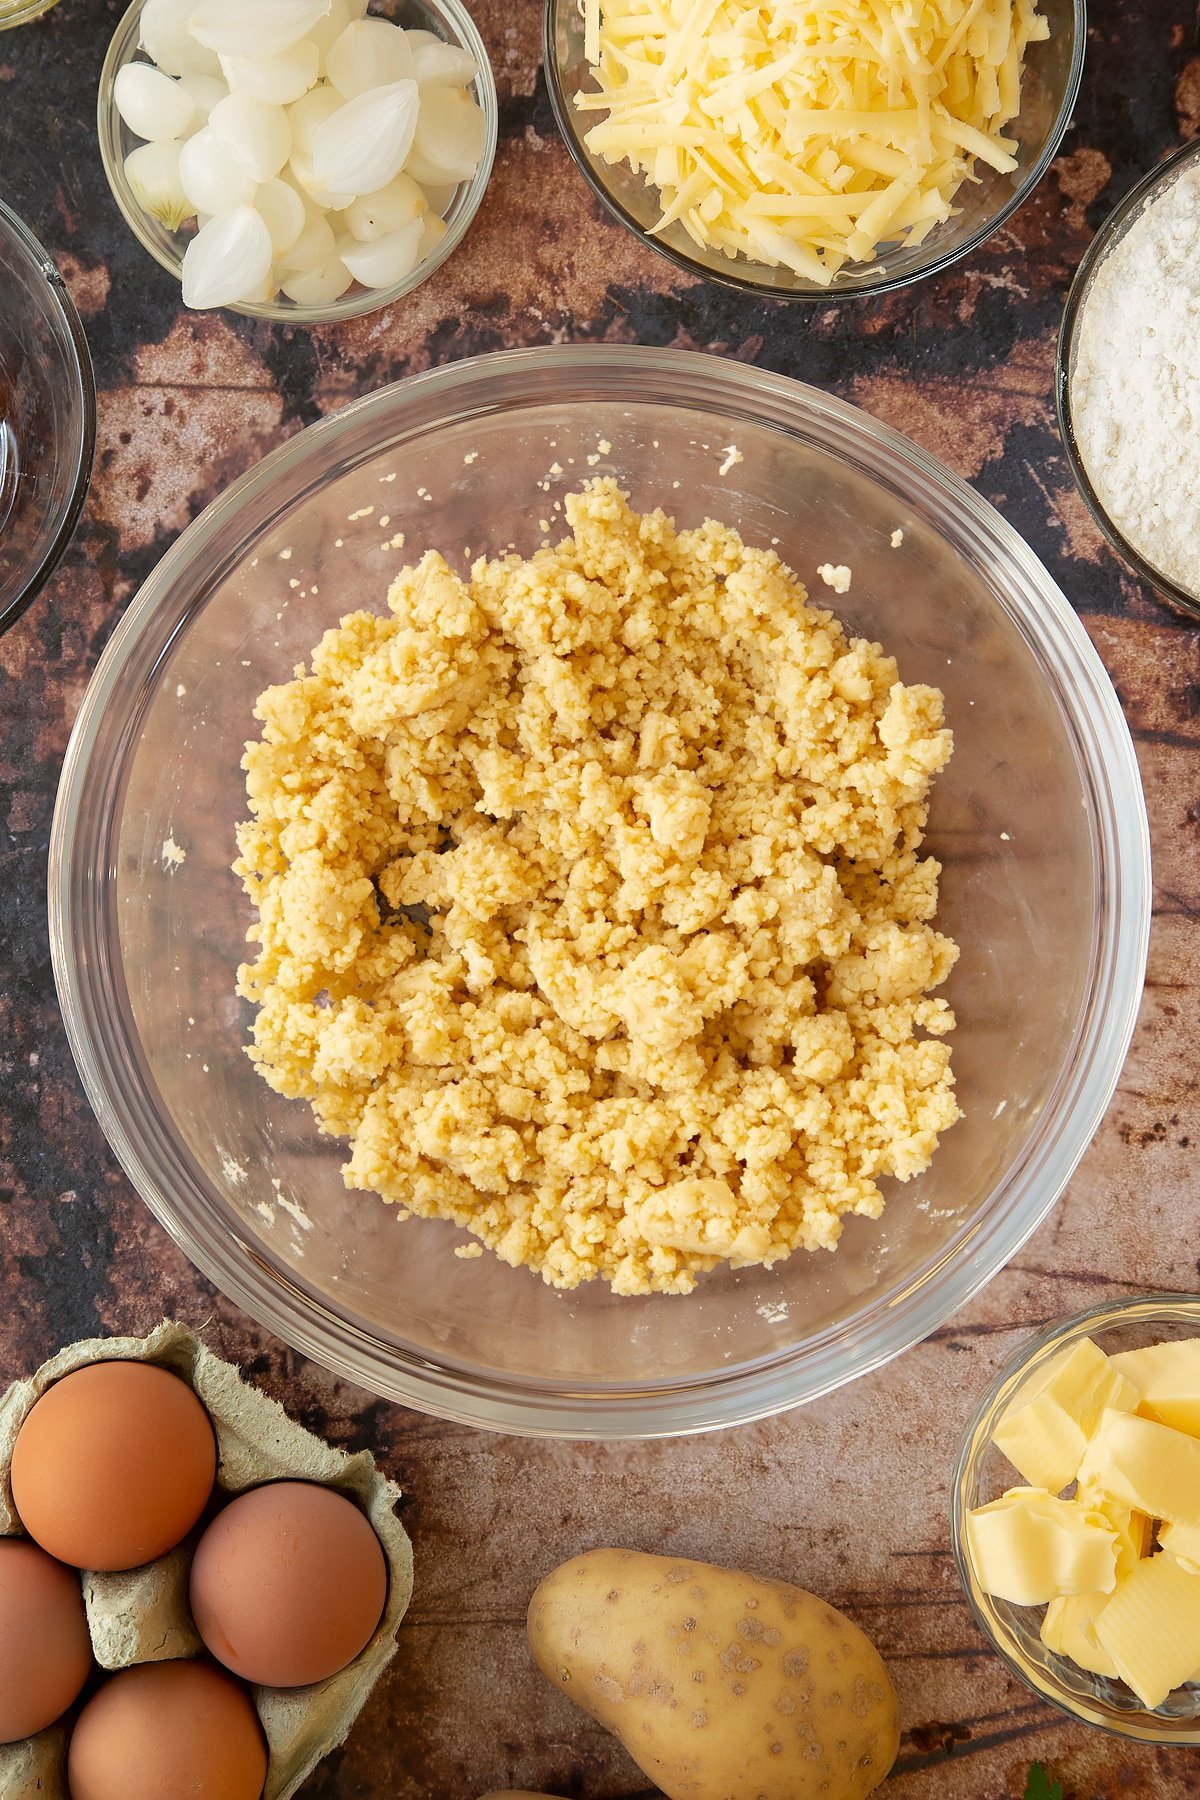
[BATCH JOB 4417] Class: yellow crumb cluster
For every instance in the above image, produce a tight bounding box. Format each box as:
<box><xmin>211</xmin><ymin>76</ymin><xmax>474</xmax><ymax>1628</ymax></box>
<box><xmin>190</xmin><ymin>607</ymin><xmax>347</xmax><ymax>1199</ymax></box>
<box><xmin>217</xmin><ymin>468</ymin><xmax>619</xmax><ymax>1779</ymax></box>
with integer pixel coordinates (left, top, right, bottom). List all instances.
<box><xmin>577</xmin><ymin>0</ymin><xmax>1049</xmax><ymax>282</ymax></box>
<box><xmin>235</xmin><ymin>482</ymin><xmax>959</xmax><ymax>1295</ymax></box>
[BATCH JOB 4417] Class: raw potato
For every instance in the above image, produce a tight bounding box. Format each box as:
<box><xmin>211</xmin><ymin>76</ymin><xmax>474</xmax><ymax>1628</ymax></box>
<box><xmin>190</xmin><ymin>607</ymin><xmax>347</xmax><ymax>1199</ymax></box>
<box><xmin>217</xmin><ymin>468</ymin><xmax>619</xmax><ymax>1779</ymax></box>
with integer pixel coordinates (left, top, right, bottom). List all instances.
<box><xmin>527</xmin><ymin>1549</ymin><xmax>898</xmax><ymax>1800</ymax></box>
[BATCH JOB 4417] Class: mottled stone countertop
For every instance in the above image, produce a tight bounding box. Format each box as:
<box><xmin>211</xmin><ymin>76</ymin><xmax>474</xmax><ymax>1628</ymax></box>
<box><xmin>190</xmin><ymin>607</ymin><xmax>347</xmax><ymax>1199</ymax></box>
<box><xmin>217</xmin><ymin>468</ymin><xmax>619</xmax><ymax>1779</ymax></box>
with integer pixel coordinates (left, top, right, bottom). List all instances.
<box><xmin>1</xmin><ymin>0</ymin><xmax>1199</xmax><ymax>1795</ymax></box>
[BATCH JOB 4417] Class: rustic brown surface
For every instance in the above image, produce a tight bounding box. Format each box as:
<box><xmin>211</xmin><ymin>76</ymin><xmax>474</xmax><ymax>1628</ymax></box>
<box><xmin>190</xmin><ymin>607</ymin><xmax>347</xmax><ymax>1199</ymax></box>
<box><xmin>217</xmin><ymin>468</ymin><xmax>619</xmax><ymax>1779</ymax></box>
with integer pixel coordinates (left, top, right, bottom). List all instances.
<box><xmin>1</xmin><ymin>0</ymin><xmax>1199</xmax><ymax>1795</ymax></box>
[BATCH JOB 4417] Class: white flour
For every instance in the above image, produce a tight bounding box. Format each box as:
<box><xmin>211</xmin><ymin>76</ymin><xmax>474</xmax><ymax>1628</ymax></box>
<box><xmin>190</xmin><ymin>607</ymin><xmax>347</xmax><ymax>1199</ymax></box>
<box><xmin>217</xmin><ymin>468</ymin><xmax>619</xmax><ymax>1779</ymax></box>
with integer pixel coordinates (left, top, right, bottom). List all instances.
<box><xmin>1070</xmin><ymin>161</ymin><xmax>1200</xmax><ymax>598</ymax></box>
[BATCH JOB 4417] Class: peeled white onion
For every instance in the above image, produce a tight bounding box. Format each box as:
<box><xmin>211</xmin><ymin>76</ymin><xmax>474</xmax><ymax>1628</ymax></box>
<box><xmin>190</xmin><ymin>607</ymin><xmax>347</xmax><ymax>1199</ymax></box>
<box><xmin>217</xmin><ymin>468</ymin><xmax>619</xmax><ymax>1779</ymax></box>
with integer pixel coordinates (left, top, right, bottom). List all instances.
<box><xmin>181</xmin><ymin>204</ymin><xmax>272</xmax><ymax>307</ymax></box>
<box><xmin>277</xmin><ymin>212</ymin><xmax>336</xmax><ymax>271</ymax></box>
<box><xmin>410</xmin><ymin>38</ymin><xmax>477</xmax><ymax>87</ymax></box>
<box><xmin>313</xmin><ymin>78</ymin><xmax>418</xmax><ymax>196</ymax></box>
<box><xmin>404</xmin><ymin>84</ymin><xmax>485</xmax><ymax>186</ymax></box>
<box><xmin>306</xmin><ymin>0</ymin><xmax>350</xmax><ymax>63</ymax></box>
<box><xmin>341</xmin><ymin>169</ymin><xmax>425</xmax><ymax>240</ymax></box>
<box><xmin>253</xmin><ymin>175</ymin><xmax>308</xmax><ymax>252</ymax></box>
<box><xmin>289</xmin><ymin>147</ymin><xmax>354</xmax><ymax>210</ymax></box>
<box><xmin>177</xmin><ymin>70</ymin><xmax>229</xmax><ymax>126</ymax></box>
<box><xmin>280</xmin><ymin>256</ymin><xmax>353</xmax><ymax>303</ymax></box>
<box><xmin>416</xmin><ymin>209</ymin><xmax>447</xmax><ymax>260</ymax></box>
<box><xmin>220</xmin><ymin>41</ymin><xmax>319</xmax><ymax>106</ymax></box>
<box><xmin>140</xmin><ymin>0</ymin><xmax>222</xmax><ymax>76</ymax></box>
<box><xmin>325</xmin><ymin>18</ymin><xmax>413</xmax><ymax>98</ymax></box>
<box><xmin>124</xmin><ymin>138</ymin><xmax>191</xmax><ymax>229</ymax></box>
<box><xmin>209</xmin><ymin>93</ymin><xmax>291</xmax><ymax>180</ymax></box>
<box><xmin>420</xmin><ymin>178</ymin><xmax>457</xmax><ymax>217</ymax></box>
<box><xmin>115</xmin><ymin>63</ymin><xmax>197</xmax><ymax>140</ymax></box>
<box><xmin>245</xmin><ymin>268</ymin><xmax>279</xmax><ymax>304</ymax></box>
<box><xmin>287</xmin><ymin>82</ymin><xmax>342</xmax><ymax>153</ymax></box>
<box><xmin>188</xmin><ymin>0</ymin><xmax>333</xmax><ymax>56</ymax></box>
<box><xmin>337</xmin><ymin>216</ymin><xmax>421</xmax><ymax>286</ymax></box>
<box><xmin>178</xmin><ymin>124</ymin><xmax>258</xmax><ymax>212</ymax></box>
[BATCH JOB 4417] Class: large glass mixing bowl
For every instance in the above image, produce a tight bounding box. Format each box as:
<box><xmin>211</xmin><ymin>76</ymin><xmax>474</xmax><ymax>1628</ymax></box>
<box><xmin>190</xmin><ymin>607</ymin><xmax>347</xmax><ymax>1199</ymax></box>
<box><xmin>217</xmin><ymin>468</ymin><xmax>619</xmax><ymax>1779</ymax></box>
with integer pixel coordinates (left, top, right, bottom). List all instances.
<box><xmin>49</xmin><ymin>348</ymin><xmax>1150</xmax><ymax>1438</ymax></box>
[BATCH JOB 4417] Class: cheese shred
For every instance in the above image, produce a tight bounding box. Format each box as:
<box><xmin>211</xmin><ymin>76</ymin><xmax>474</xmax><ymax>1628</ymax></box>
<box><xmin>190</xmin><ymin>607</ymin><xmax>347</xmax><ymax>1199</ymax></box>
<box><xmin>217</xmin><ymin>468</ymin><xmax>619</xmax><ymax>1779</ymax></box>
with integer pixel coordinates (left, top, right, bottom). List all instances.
<box><xmin>576</xmin><ymin>0</ymin><xmax>1049</xmax><ymax>282</ymax></box>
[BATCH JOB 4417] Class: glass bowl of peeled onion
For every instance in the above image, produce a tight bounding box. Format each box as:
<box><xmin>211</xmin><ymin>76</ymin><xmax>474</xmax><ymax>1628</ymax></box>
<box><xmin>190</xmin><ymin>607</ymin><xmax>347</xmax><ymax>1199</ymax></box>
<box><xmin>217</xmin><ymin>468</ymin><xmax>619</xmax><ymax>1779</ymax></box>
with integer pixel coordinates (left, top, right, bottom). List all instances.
<box><xmin>543</xmin><ymin>0</ymin><xmax>1085</xmax><ymax>298</ymax></box>
<box><xmin>97</xmin><ymin>0</ymin><xmax>497</xmax><ymax>322</ymax></box>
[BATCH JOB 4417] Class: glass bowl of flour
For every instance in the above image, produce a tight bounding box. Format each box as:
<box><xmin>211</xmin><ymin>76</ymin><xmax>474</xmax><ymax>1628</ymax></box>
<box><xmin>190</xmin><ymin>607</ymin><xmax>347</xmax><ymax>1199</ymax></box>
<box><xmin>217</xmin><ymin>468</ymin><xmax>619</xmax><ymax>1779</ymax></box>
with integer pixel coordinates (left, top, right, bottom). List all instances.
<box><xmin>1057</xmin><ymin>139</ymin><xmax>1200</xmax><ymax>619</ymax></box>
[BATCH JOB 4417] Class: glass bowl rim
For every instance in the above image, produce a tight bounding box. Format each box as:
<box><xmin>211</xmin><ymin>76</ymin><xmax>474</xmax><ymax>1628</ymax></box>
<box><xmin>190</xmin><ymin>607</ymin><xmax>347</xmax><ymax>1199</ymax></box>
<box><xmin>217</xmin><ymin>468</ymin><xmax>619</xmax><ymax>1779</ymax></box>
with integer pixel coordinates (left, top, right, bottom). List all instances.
<box><xmin>48</xmin><ymin>344</ymin><xmax>1151</xmax><ymax>1438</ymax></box>
<box><xmin>1055</xmin><ymin>137</ymin><xmax>1200</xmax><ymax>621</ymax></box>
<box><xmin>0</xmin><ymin>0</ymin><xmax>61</xmax><ymax>28</ymax></box>
<box><xmin>950</xmin><ymin>1292</ymin><xmax>1200</xmax><ymax>1743</ymax></box>
<box><xmin>0</xmin><ymin>194</ymin><xmax>96</xmax><ymax>636</ymax></box>
<box><xmin>541</xmin><ymin>0</ymin><xmax>1087</xmax><ymax>302</ymax></box>
<box><xmin>96</xmin><ymin>0</ymin><xmax>499</xmax><ymax>325</ymax></box>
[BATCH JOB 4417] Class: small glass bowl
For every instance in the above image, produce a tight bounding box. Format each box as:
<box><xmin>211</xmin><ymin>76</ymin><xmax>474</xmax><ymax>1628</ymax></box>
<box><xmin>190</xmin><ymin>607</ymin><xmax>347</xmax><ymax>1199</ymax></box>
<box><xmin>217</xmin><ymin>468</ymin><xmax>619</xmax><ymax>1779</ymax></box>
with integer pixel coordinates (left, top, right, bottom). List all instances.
<box><xmin>951</xmin><ymin>1294</ymin><xmax>1200</xmax><ymax>1744</ymax></box>
<box><xmin>0</xmin><ymin>0</ymin><xmax>60</xmax><ymax>28</ymax></box>
<box><xmin>1056</xmin><ymin>139</ymin><xmax>1200</xmax><ymax>621</ymax></box>
<box><xmin>542</xmin><ymin>0</ymin><xmax>1085</xmax><ymax>300</ymax></box>
<box><xmin>97</xmin><ymin>0</ymin><xmax>498</xmax><ymax>325</ymax></box>
<box><xmin>0</xmin><ymin>196</ymin><xmax>96</xmax><ymax>634</ymax></box>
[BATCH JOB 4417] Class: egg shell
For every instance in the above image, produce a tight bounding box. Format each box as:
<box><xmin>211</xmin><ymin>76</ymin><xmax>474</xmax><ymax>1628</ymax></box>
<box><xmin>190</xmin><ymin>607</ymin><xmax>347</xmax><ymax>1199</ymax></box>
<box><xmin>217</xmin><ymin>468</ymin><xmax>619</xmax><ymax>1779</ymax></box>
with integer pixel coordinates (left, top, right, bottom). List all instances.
<box><xmin>10</xmin><ymin>1361</ymin><xmax>216</xmax><ymax>1572</ymax></box>
<box><xmin>190</xmin><ymin>1481</ymin><xmax>387</xmax><ymax>1687</ymax></box>
<box><xmin>67</xmin><ymin>1660</ymin><xmax>267</xmax><ymax>1800</ymax></box>
<box><xmin>0</xmin><ymin>1321</ymin><xmax>413</xmax><ymax>1800</ymax></box>
<box><xmin>0</xmin><ymin>1539</ymin><xmax>92</xmax><ymax>1743</ymax></box>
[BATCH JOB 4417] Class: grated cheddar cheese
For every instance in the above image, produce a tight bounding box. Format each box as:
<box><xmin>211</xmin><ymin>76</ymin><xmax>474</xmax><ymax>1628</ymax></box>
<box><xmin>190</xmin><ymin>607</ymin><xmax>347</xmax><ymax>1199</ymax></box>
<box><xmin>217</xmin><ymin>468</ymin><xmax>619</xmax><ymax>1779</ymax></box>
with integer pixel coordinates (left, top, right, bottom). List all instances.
<box><xmin>576</xmin><ymin>0</ymin><xmax>1050</xmax><ymax>282</ymax></box>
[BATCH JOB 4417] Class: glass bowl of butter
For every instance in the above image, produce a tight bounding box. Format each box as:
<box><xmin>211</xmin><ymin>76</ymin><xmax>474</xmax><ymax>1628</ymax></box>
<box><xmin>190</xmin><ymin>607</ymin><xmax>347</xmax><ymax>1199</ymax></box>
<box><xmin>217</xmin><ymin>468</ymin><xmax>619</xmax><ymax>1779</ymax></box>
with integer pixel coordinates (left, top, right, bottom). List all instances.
<box><xmin>543</xmin><ymin>0</ymin><xmax>1085</xmax><ymax>298</ymax></box>
<box><xmin>952</xmin><ymin>1295</ymin><xmax>1200</xmax><ymax>1742</ymax></box>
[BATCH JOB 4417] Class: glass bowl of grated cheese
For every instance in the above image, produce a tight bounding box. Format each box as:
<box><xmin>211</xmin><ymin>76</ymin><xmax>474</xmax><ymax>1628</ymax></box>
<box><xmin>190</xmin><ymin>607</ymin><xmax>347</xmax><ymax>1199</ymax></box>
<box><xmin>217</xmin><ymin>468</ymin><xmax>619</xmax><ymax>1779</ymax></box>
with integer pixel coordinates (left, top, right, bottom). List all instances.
<box><xmin>49</xmin><ymin>346</ymin><xmax>1148</xmax><ymax>1438</ymax></box>
<box><xmin>544</xmin><ymin>0</ymin><xmax>1085</xmax><ymax>298</ymax></box>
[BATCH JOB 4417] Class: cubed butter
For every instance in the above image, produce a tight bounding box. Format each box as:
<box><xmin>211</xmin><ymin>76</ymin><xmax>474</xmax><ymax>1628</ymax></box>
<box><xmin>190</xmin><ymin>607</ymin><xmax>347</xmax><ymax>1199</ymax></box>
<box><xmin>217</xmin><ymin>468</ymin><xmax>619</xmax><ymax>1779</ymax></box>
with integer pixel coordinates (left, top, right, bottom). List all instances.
<box><xmin>1078</xmin><ymin>1409</ymin><xmax>1200</xmax><ymax>1529</ymax></box>
<box><xmin>965</xmin><ymin>1488</ymin><xmax>1118</xmax><ymax>1606</ymax></box>
<box><xmin>1041</xmin><ymin>1592</ymin><xmax>1119</xmax><ymax>1679</ymax></box>
<box><xmin>1075</xmin><ymin>1478</ymin><xmax>1152</xmax><ymax>1580</ymax></box>
<box><xmin>993</xmin><ymin>1338</ymin><xmax>1140</xmax><ymax>1493</ymax></box>
<box><xmin>1159</xmin><ymin>1519</ymin><xmax>1200</xmax><ymax>1577</ymax></box>
<box><xmin>1111</xmin><ymin>1338</ymin><xmax>1200</xmax><ymax>1438</ymax></box>
<box><xmin>1094</xmin><ymin>1553</ymin><xmax>1200</xmax><ymax>1709</ymax></box>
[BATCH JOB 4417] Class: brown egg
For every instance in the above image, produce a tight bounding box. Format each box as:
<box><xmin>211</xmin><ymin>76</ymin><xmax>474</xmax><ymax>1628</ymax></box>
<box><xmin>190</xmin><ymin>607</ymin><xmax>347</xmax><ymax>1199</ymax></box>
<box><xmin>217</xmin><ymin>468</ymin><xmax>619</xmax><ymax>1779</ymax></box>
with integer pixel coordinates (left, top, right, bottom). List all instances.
<box><xmin>0</xmin><ymin>1537</ymin><xmax>92</xmax><ymax>1743</ymax></box>
<box><xmin>189</xmin><ymin>1481</ymin><xmax>387</xmax><ymax>1687</ymax></box>
<box><xmin>67</xmin><ymin>1659</ymin><xmax>267</xmax><ymax>1800</ymax></box>
<box><xmin>11</xmin><ymin>1361</ymin><xmax>216</xmax><ymax>1571</ymax></box>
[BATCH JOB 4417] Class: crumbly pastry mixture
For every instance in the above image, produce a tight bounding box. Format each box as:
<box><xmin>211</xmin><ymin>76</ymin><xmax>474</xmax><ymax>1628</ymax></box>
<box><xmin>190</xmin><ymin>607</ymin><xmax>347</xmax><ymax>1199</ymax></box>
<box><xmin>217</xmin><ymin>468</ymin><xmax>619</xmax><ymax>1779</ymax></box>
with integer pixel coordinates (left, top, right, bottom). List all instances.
<box><xmin>1071</xmin><ymin>163</ymin><xmax>1200</xmax><ymax>599</ymax></box>
<box><xmin>235</xmin><ymin>483</ymin><xmax>960</xmax><ymax>1295</ymax></box>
